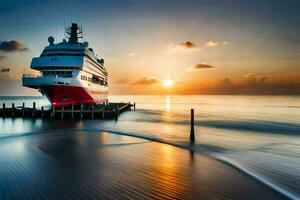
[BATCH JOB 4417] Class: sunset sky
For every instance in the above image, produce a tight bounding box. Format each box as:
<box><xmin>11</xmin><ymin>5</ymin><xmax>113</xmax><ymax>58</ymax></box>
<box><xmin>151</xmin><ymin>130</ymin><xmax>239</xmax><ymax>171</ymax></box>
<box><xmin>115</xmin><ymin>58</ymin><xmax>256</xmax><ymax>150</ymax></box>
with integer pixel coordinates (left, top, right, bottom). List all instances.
<box><xmin>0</xmin><ymin>0</ymin><xmax>299</xmax><ymax>95</ymax></box>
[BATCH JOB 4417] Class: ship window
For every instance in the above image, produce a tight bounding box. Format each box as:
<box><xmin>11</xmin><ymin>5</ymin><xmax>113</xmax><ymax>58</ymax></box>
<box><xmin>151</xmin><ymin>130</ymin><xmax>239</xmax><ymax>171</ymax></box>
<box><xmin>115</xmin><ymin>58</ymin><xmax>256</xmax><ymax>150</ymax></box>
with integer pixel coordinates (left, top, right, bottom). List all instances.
<box><xmin>66</xmin><ymin>71</ymin><xmax>72</xmax><ymax>77</ymax></box>
<box><xmin>42</xmin><ymin>71</ymin><xmax>73</xmax><ymax>77</ymax></box>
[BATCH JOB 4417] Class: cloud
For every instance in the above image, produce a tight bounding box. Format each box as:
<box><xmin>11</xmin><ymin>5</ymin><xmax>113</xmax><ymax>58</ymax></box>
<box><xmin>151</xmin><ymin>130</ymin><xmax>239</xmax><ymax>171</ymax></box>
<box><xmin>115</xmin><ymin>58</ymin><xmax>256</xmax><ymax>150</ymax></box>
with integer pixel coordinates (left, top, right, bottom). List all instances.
<box><xmin>127</xmin><ymin>52</ymin><xmax>135</xmax><ymax>57</ymax></box>
<box><xmin>115</xmin><ymin>78</ymin><xmax>129</xmax><ymax>84</ymax></box>
<box><xmin>166</xmin><ymin>41</ymin><xmax>199</xmax><ymax>53</ymax></box>
<box><xmin>0</xmin><ymin>40</ymin><xmax>29</xmax><ymax>52</ymax></box>
<box><xmin>205</xmin><ymin>40</ymin><xmax>228</xmax><ymax>47</ymax></box>
<box><xmin>133</xmin><ymin>77</ymin><xmax>158</xmax><ymax>85</ymax></box>
<box><xmin>179</xmin><ymin>41</ymin><xmax>198</xmax><ymax>49</ymax></box>
<box><xmin>240</xmin><ymin>73</ymin><xmax>269</xmax><ymax>85</ymax></box>
<box><xmin>177</xmin><ymin>72</ymin><xmax>300</xmax><ymax>95</ymax></box>
<box><xmin>186</xmin><ymin>63</ymin><xmax>215</xmax><ymax>71</ymax></box>
<box><xmin>1</xmin><ymin>68</ymin><xmax>10</xmax><ymax>72</ymax></box>
<box><xmin>220</xmin><ymin>78</ymin><xmax>233</xmax><ymax>86</ymax></box>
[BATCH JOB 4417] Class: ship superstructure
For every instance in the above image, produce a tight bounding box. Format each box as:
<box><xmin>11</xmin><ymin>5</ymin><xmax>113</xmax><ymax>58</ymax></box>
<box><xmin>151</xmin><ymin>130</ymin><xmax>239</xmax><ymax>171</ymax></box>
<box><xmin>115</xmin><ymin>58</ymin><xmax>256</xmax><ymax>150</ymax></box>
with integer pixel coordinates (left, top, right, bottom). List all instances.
<box><xmin>22</xmin><ymin>23</ymin><xmax>108</xmax><ymax>107</ymax></box>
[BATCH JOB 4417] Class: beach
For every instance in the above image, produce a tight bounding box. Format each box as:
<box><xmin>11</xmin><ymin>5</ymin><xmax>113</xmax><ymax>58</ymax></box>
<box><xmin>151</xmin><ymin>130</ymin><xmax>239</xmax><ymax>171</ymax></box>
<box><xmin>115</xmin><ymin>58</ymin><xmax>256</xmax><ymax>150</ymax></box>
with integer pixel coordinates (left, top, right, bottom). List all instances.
<box><xmin>0</xmin><ymin>130</ymin><xmax>285</xmax><ymax>200</ymax></box>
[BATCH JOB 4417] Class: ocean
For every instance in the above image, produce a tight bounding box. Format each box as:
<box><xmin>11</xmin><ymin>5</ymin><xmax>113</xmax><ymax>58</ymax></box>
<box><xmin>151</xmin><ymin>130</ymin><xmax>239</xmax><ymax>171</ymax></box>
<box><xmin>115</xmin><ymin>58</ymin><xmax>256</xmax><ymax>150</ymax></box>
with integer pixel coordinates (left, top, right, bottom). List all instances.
<box><xmin>0</xmin><ymin>95</ymin><xmax>299</xmax><ymax>199</ymax></box>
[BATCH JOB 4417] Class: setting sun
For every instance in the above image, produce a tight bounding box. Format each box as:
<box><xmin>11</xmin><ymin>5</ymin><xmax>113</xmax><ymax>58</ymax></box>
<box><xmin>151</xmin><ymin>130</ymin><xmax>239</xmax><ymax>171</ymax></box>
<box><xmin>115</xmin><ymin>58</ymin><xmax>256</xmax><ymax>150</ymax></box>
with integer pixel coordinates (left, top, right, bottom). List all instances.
<box><xmin>163</xmin><ymin>79</ymin><xmax>174</xmax><ymax>88</ymax></box>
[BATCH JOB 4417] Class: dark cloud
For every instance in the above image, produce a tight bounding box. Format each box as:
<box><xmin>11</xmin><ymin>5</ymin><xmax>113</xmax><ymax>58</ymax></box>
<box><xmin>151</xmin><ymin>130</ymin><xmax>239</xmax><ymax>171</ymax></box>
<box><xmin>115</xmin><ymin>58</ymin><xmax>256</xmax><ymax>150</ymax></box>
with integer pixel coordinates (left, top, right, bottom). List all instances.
<box><xmin>166</xmin><ymin>41</ymin><xmax>199</xmax><ymax>53</ymax></box>
<box><xmin>0</xmin><ymin>40</ymin><xmax>29</xmax><ymax>52</ymax></box>
<box><xmin>133</xmin><ymin>77</ymin><xmax>158</xmax><ymax>85</ymax></box>
<box><xmin>220</xmin><ymin>78</ymin><xmax>233</xmax><ymax>86</ymax></box>
<box><xmin>179</xmin><ymin>41</ymin><xmax>198</xmax><ymax>49</ymax></box>
<box><xmin>187</xmin><ymin>63</ymin><xmax>215</xmax><ymax>71</ymax></box>
<box><xmin>115</xmin><ymin>78</ymin><xmax>129</xmax><ymax>84</ymax></box>
<box><xmin>1</xmin><ymin>68</ymin><xmax>10</xmax><ymax>72</ymax></box>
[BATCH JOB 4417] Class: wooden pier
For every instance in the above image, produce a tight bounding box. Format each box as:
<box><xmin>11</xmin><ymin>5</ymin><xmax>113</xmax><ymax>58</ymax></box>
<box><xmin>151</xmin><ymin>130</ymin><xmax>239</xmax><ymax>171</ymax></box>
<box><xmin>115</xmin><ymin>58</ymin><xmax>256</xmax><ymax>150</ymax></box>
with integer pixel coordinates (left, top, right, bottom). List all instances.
<box><xmin>0</xmin><ymin>102</ymin><xmax>135</xmax><ymax>120</ymax></box>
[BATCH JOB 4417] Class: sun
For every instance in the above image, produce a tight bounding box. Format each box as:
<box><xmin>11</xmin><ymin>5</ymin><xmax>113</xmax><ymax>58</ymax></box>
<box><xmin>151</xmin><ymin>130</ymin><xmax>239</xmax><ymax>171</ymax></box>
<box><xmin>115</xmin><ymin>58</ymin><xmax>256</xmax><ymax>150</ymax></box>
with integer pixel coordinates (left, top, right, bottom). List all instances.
<box><xmin>163</xmin><ymin>79</ymin><xmax>174</xmax><ymax>88</ymax></box>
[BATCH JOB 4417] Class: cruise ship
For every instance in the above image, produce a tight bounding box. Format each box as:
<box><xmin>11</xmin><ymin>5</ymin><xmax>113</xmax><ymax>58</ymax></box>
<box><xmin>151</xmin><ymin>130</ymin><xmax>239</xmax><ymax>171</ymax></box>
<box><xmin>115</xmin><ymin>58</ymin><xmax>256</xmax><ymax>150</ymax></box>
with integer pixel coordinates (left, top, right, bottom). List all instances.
<box><xmin>22</xmin><ymin>23</ymin><xmax>108</xmax><ymax>107</ymax></box>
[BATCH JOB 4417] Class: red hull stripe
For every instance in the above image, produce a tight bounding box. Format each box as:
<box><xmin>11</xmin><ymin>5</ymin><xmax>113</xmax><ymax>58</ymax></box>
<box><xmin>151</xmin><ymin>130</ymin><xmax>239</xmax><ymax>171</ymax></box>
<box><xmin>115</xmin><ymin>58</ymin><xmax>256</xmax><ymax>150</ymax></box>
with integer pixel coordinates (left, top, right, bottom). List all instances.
<box><xmin>40</xmin><ymin>85</ymin><xmax>107</xmax><ymax>107</ymax></box>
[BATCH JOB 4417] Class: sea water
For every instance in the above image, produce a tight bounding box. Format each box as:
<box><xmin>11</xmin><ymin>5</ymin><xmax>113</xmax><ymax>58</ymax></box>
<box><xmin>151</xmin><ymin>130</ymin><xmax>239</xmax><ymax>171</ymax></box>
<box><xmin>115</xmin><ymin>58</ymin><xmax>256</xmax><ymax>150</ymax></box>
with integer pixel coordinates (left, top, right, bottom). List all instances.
<box><xmin>0</xmin><ymin>95</ymin><xmax>299</xmax><ymax>199</ymax></box>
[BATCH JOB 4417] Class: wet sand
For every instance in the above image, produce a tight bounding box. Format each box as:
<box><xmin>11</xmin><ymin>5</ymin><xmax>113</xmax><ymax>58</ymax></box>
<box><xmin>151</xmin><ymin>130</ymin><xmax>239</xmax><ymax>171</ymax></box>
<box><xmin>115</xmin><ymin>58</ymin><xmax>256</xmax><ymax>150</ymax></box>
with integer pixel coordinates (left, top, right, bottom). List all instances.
<box><xmin>0</xmin><ymin>130</ymin><xmax>285</xmax><ymax>200</ymax></box>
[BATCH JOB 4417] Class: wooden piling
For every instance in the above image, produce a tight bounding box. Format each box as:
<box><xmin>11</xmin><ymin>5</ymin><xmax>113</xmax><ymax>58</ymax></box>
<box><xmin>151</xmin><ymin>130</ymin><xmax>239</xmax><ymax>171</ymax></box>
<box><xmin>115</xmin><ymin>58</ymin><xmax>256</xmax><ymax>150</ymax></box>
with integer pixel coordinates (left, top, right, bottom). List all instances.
<box><xmin>22</xmin><ymin>102</ymin><xmax>25</xmax><ymax>117</ymax></box>
<box><xmin>61</xmin><ymin>106</ymin><xmax>64</xmax><ymax>119</ymax></box>
<box><xmin>91</xmin><ymin>104</ymin><xmax>94</xmax><ymax>119</ymax></box>
<box><xmin>80</xmin><ymin>103</ymin><xmax>83</xmax><ymax>119</ymax></box>
<box><xmin>2</xmin><ymin>103</ymin><xmax>5</xmax><ymax>116</ymax></box>
<box><xmin>52</xmin><ymin>106</ymin><xmax>55</xmax><ymax>119</ymax></box>
<box><xmin>115</xmin><ymin>105</ymin><xmax>119</xmax><ymax>121</ymax></box>
<box><xmin>11</xmin><ymin>103</ymin><xmax>15</xmax><ymax>117</ymax></box>
<box><xmin>32</xmin><ymin>102</ymin><xmax>36</xmax><ymax>117</ymax></box>
<box><xmin>71</xmin><ymin>103</ymin><xmax>74</xmax><ymax>119</ymax></box>
<box><xmin>190</xmin><ymin>108</ymin><xmax>195</xmax><ymax>143</ymax></box>
<box><xmin>133</xmin><ymin>102</ymin><xmax>136</xmax><ymax>111</ymax></box>
<box><xmin>41</xmin><ymin>106</ymin><xmax>44</xmax><ymax>118</ymax></box>
<box><xmin>102</xmin><ymin>105</ymin><xmax>105</xmax><ymax>118</ymax></box>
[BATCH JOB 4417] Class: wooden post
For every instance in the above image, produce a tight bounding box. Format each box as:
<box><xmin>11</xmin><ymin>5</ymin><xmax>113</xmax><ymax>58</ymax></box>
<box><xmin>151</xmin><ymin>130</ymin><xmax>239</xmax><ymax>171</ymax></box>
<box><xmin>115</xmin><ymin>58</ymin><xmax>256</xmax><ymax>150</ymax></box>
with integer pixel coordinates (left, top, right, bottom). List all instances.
<box><xmin>71</xmin><ymin>103</ymin><xmax>74</xmax><ymax>119</ymax></box>
<box><xmin>133</xmin><ymin>102</ymin><xmax>136</xmax><ymax>111</ymax></box>
<box><xmin>80</xmin><ymin>103</ymin><xmax>83</xmax><ymax>119</ymax></box>
<box><xmin>190</xmin><ymin>109</ymin><xmax>195</xmax><ymax>143</ymax></box>
<box><xmin>22</xmin><ymin>102</ymin><xmax>25</xmax><ymax>117</ymax></box>
<box><xmin>2</xmin><ymin>103</ymin><xmax>5</xmax><ymax>116</ymax></box>
<box><xmin>91</xmin><ymin>104</ymin><xmax>94</xmax><ymax>119</ymax></box>
<box><xmin>102</xmin><ymin>105</ymin><xmax>105</xmax><ymax>118</ymax></box>
<box><xmin>41</xmin><ymin>106</ymin><xmax>44</xmax><ymax>118</ymax></box>
<box><xmin>32</xmin><ymin>102</ymin><xmax>36</xmax><ymax>117</ymax></box>
<box><xmin>52</xmin><ymin>106</ymin><xmax>55</xmax><ymax>119</ymax></box>
<box><xmin>115</xmin><ymin>105</ymin><xmax>119</xmax><ymax>121</ymax></box>
<box><xmin>12</xmin><ymin>103</ymin><xmax>15</xmax><ymax>117</ymax></box>
<box><xmin>61</xmin><ymin>106</ymin><xmax>64</xmax><ymax>119</ymax></box>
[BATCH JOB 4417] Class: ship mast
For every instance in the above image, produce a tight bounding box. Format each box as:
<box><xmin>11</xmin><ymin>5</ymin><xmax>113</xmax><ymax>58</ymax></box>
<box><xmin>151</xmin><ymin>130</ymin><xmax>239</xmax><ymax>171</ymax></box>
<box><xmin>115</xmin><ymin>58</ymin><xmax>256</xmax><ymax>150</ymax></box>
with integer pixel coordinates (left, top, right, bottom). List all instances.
<box><xmin>67</xmin><ymin>23</ymin><xmax>82</xmax><ymax>44</ymax></box>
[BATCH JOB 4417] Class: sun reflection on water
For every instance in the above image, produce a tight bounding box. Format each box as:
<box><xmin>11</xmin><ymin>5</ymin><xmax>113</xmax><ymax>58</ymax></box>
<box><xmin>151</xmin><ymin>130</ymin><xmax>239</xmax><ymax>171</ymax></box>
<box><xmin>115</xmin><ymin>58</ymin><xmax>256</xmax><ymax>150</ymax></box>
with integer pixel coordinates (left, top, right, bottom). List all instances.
<box><xmin>165</xmin><ymin>95</ymin><xmax>171</xmax><ymax>111</ymax></box>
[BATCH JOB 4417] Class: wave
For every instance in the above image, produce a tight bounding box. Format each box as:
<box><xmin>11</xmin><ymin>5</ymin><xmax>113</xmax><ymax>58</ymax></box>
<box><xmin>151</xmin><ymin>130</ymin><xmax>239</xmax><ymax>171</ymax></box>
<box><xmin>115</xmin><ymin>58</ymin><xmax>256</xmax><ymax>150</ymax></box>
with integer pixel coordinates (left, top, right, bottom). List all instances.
<box><xmin>214</xmin><ymin>155</ymin><xmax>299</xmax><ymax>200</ymax></box>
<box><xmin>133</xmin><ymin>110</ymin><xmax>300</xmax><ymax>135</ymax></box>
<box><xmin>0</xmin><ymin>128</ymin><xmax>80</xmax><ymax>141</ymax></box>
